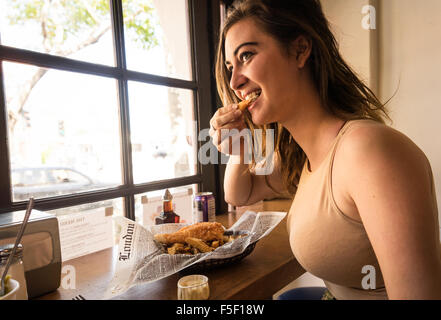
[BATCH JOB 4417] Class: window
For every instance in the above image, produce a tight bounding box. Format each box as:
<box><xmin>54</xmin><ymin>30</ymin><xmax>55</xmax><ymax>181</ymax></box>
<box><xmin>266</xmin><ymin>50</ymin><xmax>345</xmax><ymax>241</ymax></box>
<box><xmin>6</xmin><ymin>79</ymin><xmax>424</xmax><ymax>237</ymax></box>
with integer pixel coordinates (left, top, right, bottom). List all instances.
<box><xmin>0</xmin><ymin>0</ymin><xmax>221</xmax><ymax>226</ymax></box>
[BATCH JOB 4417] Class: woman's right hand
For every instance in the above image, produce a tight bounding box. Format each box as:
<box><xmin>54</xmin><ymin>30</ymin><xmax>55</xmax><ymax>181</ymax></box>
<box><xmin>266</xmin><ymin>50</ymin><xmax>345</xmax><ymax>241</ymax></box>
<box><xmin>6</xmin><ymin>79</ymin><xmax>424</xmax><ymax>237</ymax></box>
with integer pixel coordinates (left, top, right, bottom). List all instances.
<box><xmin>209</xmin><ymin>104</ymin><xmax>248</xmax><ymax>156</ymax></box>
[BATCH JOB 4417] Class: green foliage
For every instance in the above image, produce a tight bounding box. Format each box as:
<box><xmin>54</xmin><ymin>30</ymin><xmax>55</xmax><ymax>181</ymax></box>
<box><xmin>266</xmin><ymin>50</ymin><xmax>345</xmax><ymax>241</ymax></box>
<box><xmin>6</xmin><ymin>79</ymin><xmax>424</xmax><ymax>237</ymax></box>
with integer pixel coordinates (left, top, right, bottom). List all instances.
<box><xmin>122</xmin><ymin>0</ymin><xmax>159</xmax><ymax>50</ymax></box>
<box><xmin>6</xmin><ymin>0</ymin><xmax>159</xmax><ymax>51</ymax></box>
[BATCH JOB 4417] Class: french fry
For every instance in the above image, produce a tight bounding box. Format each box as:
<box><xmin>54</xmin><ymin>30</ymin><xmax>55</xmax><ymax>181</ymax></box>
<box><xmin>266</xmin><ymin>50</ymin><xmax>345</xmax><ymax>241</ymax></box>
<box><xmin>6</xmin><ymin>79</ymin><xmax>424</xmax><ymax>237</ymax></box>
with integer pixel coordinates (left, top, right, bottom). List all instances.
<box><xmin>238</xmin><ymin>92</ymin><xmax>259</xmax><ymax>111</ymax></box>
<box><xmin>167</xmin><ymin>243</ymin><xmax>185</xmax><ymax>255</ymax></box>
<box><xmin>185</xmin><ymin>237</ymin><xmax>215</xmax><ymax>253</ymax></box>
<box><xmin>238</xmin><ymin>99</ymin><xmax>251</xmax><ymax>111</ymax></box>
<box><xmin>211</xmin><ymin>240</ymin><xmax>220</xmax><ymax>249</ymax></box>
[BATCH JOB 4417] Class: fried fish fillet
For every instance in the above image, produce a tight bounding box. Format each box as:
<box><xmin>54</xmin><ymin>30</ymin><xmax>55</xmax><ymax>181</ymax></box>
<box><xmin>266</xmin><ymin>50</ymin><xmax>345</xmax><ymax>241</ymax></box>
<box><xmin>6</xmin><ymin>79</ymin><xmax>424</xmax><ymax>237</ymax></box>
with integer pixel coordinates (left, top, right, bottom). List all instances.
<box><xmin>154</xmin><ymin>222</ymin><xmax>224</xmax><ymax>245</ymax></box>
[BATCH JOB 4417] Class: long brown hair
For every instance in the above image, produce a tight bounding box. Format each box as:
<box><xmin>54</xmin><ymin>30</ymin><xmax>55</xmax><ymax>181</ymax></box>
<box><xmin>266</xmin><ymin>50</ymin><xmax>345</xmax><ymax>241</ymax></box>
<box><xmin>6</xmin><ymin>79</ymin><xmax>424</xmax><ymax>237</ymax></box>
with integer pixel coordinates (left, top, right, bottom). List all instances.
<box><xmin>215</xmin><ymin>0</ymin><xmax>390</xmax><ymax>195</ymax></box>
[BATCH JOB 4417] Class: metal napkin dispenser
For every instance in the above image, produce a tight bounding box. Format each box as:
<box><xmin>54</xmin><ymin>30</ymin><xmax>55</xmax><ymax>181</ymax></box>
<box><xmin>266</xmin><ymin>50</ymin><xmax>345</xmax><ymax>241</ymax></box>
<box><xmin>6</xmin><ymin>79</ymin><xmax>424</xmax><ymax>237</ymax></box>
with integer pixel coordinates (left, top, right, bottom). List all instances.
<box><xmin>0</xmin><ymin>209</ymin><xmax>61</xmax><ymax>298</ymax></box>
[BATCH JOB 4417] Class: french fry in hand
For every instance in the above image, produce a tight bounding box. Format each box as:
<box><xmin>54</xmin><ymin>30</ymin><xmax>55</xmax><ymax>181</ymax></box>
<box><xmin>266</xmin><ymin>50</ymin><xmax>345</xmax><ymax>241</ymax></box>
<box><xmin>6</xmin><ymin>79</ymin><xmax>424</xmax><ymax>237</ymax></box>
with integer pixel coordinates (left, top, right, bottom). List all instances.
<box><xmin>238</xmin><ymin>91</ymin><xmax>260</xmax><ymax>111</ymax></box>
<box><xmin>238</xmin><ymin>99</ymin><xmax>251</xmax><ymax>111</ymax></box>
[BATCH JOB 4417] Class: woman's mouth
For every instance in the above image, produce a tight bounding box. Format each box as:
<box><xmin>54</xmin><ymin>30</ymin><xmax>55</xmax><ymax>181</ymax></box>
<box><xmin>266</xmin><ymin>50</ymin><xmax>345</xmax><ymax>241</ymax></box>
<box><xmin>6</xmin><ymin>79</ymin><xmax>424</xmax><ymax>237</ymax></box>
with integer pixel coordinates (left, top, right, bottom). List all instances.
<box><xmin>245</xmin><ymin>90</ymin><xmax>261</xmax><ymax>101</ymax></box>
<box><xmin>246</xmin><ymin>90</ymin><xmax>261</xmax><ymax>111</ymax></box>
<box><xmin>238</xmin><ymin>90</ymin><xmax>261</xmax><ymax>111</ymax></box>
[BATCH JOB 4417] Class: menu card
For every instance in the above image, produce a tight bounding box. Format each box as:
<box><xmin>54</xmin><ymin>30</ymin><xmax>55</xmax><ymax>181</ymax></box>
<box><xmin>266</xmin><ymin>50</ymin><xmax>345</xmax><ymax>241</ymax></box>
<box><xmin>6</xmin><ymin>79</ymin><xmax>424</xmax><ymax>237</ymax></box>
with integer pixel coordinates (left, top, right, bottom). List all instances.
<box><xmin>57</xmin><ymin>207</ymin><xmax>114</xmax><ymax>261</ymax></box>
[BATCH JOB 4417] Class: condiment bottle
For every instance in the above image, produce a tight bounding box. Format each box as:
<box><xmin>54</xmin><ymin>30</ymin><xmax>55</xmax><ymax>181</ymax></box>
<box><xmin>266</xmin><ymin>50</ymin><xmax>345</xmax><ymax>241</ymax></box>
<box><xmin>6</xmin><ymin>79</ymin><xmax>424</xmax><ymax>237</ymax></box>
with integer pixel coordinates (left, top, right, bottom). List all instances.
<box><xmin>155</xmin><ymin>189</ymin><xmax>180</xmax><ymax>224</ymax></box>
<box><xmin>0</xmin><ymin>243</ymin><xmax>28</xmax><ymax>300</ymax></box>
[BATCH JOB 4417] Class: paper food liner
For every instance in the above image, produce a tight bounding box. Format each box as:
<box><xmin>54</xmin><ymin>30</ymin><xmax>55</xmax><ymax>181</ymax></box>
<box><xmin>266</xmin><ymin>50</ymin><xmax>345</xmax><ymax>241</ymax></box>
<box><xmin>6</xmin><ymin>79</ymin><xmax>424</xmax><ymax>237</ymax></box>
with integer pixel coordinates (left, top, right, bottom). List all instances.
<box><xmin>103</xmin><ymin>210</ymin><xmax>286</xmax><ymax>299</ymax></box>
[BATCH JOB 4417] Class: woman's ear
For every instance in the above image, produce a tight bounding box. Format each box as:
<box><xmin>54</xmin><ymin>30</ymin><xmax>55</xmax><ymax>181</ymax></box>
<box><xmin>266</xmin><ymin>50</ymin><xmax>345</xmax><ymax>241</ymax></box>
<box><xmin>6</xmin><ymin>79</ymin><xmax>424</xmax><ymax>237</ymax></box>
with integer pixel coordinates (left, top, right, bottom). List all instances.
<box><xmin>291</xmin><ymin>36</ymin><xmax>312</xmax><ymax>68</ymax></box>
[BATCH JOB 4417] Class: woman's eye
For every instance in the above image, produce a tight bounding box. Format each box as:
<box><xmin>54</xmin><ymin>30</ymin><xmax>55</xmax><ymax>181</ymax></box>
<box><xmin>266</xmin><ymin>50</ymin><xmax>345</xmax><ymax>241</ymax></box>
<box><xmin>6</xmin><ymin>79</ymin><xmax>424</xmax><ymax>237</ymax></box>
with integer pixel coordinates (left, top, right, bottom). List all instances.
<box><xmin>239</xmin><ymin>51</ymin><xmax>253</xmax><ymax>62</ymax></box>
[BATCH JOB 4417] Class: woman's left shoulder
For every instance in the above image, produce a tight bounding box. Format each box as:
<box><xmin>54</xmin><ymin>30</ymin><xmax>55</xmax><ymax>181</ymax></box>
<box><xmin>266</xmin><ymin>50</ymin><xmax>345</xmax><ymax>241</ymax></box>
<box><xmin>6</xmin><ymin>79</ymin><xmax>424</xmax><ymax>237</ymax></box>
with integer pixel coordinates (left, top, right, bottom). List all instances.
<box><xmin>338</xmin><ymin>119</ymin><xmax>431</xmax><ymax>175</ymax></box>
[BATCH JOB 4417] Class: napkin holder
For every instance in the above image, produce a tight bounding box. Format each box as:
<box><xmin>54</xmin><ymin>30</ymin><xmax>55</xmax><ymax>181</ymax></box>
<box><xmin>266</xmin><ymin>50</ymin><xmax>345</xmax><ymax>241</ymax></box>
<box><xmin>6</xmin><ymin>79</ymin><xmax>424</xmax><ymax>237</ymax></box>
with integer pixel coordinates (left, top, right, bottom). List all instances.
<box><xmin>0</xmin><ymin>209</ymin><xmax>61</xmax><ymax>298</ymax></box>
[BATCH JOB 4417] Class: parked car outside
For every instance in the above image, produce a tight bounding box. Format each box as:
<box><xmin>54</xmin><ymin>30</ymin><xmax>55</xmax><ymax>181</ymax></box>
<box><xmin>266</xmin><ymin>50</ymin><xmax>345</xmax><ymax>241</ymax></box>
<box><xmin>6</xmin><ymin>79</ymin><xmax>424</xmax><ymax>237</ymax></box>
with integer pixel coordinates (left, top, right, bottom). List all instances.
<box><xmin>11</xmin><ymin>166</ymin><xmax>115</xmax><ymax>201</ymax></box>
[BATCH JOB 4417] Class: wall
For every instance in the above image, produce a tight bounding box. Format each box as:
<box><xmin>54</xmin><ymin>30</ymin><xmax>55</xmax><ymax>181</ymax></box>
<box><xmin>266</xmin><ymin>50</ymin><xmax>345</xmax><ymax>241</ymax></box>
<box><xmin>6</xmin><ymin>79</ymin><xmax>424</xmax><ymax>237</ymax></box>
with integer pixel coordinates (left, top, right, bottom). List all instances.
<box><xmin>321</xmin><ymin>0</ymin><xmax>441</xmax><ymax>229</ymax></box>
<box><xmin>378</xmin><ymin>0</ymin><xmax>441</xmax><ymax>230</ymax></box>
<box><xmin>321</xmin><ymin>0</ymin><xmax>372</xmax><ymax>88</ymax></box>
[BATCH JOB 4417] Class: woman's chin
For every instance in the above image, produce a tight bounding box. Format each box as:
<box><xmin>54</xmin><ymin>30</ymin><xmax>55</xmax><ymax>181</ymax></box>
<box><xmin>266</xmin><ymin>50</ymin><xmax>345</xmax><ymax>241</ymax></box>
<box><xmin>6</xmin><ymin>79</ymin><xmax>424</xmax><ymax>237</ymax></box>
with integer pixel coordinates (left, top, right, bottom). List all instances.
<box><xmin>252</xmin><ymin>118</ymin><xmax>271</xmax><ymax>126</ymax></box>
<box><xmin>250</xmin><ymin>111</ymin><xmax>272</xmax><ymax>126</ymax></box>
<box><xmin>249</xmin><ymin>100</ymin><xmax>276</xmax><ymax>125</ymax></box>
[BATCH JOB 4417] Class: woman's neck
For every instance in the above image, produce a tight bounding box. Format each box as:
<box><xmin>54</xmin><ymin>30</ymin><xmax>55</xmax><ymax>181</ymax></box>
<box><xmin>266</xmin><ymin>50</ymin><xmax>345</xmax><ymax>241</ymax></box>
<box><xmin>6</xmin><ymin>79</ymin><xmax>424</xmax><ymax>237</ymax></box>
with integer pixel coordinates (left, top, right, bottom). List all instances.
<box><xmin>280</xmin><ymin>97</ymin><xmax>345</xmax><ymax>172</ymax></box>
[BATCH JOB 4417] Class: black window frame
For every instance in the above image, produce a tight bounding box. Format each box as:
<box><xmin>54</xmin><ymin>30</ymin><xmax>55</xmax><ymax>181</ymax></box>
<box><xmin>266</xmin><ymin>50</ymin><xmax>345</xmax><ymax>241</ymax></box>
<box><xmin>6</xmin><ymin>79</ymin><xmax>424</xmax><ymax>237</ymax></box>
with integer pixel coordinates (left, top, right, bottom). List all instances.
<box><xmin>0</xmin><ymin>0</ymin><xmax>225</xmax><ymax>218</ymax></box>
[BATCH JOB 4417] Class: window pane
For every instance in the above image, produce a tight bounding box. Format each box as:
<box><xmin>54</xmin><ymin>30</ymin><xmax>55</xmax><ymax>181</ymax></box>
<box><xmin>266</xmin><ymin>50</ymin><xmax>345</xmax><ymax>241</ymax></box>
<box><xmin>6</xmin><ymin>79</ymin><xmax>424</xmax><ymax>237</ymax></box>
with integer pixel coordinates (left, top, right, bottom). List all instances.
<box><xmin>47</xmin><ymin>198</ymin><xmax>124</xmax><ymax>261</ymax></box>
<box><xmin>3</xmin><ymin>61</ymin><xmax>122</xmax><ymax>201</ymax></box>
<box><xmin>0</xmin><ymin>0</ymin><xmax>114</xmax><ymax>66</ymax></box>
<box><xmin>123</xmin><ymin>0</ymin><xmax>193</xmax><ymax>80</ymax></box>
<box><xmin>128</xmin><ymin>81</ymin><xmax>197</xmax><ymax>184</ymax></box>
<box><xmin>134</xmin><ymin>184</ymin><xmax>198</xmax><ymax>226</ymax></box>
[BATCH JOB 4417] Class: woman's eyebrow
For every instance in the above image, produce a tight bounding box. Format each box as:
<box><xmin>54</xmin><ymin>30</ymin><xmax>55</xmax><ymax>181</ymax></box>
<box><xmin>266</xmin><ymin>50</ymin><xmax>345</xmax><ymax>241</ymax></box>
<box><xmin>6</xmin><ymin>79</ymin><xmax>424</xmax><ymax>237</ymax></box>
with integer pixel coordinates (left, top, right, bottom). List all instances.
<box><xmin>225</xmin><ymin>41</ymin><xmax>258</xmax><ymax>67</ymax></box>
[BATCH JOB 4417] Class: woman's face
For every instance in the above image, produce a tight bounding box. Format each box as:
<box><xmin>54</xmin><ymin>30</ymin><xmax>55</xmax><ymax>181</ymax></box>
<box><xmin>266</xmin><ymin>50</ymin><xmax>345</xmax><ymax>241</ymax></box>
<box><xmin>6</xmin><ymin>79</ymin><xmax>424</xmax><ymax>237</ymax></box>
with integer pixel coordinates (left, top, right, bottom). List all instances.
<box><xmin>225</xmin><ymin>17</ymin><xmax>304</xmax><ymax>125</ymax></box>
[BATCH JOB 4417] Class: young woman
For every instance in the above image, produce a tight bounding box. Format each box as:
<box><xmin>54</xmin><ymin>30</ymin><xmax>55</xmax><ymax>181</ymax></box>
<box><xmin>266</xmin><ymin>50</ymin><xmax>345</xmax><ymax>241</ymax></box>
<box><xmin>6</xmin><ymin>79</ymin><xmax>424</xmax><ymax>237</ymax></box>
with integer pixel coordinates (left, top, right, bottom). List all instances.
<box><xmin>209</xmin><ymin>0</ymin><xmax>441</xmax><ymax>299</ymax></box>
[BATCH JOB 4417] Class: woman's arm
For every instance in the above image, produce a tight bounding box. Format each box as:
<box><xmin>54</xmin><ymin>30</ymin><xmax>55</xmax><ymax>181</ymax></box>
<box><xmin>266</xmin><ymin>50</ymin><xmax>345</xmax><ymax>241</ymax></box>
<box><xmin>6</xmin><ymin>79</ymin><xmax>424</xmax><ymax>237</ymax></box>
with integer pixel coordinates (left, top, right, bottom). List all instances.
<box><xmin>341</xmin><ymin>125</ymin><xmax>441</xmax><ymax>299</ymax></box>
<box><xmin>209</xmin><ymin>104</ymin><xmax>291</xmax><ymax>207</ymax></box>
<box><xmin>224</xmin><ymin>152</ymin><xmax>291</xmax><ymax>207</ymax></box>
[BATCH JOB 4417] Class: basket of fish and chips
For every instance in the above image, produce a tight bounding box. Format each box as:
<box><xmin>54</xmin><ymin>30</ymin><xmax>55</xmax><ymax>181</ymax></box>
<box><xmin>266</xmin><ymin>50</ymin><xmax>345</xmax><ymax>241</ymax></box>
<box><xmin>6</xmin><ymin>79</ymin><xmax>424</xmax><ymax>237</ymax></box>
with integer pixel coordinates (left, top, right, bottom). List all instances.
<box><xmin>153</xmin><ymin>222</ymin><xmax>257</xmax><ymax>272</ymax></box>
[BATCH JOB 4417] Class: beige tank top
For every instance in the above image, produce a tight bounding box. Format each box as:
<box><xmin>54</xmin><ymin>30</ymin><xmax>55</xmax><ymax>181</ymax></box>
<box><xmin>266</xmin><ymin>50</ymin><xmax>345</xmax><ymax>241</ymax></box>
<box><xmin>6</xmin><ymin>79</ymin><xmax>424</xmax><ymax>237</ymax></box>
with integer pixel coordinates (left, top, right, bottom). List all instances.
<box><xmin>287</xmin><ymin>119</ymin><xmax>394</xmax><ymax>300</ymax></box>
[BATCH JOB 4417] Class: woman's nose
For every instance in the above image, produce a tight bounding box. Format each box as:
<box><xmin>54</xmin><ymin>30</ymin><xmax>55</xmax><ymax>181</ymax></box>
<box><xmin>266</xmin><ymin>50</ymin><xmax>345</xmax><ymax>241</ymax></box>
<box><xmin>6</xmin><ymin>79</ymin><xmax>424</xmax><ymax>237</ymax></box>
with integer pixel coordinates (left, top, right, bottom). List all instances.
<box><xmin>229</xmin><ymin>68</ymin><xmax>247</xmax><ymax>93</ymax></box>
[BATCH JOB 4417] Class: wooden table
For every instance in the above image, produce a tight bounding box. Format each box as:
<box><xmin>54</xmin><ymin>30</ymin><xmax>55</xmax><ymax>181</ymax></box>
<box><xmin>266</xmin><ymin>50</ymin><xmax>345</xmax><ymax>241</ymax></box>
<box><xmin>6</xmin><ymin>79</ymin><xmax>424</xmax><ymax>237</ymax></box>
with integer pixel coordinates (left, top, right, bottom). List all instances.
<box><xmin>36</xmin><ymin>199</ymin><xmax>305</xmax><ymax>300</ymax></box>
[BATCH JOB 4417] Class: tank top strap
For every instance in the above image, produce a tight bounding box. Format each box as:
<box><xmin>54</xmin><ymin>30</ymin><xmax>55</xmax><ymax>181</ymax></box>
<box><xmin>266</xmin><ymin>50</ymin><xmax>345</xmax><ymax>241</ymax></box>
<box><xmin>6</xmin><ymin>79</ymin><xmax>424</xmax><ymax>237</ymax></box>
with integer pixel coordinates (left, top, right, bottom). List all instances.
<box><xmin>325</xmin><ymin>119</ymin><xmax>356</xmax><ymax>163</ymax></box>
<box><xmin>325</xmin><ymin>119</ymin><xmax>369</xmax><ymax>223</ymax></box>
<box><xmin>335</xmin><ymin>119</ymin><xmax>357</xmax><ymax>140</ymax></box>
<box><xmin>304</xmin><ymin>120</ymin><xmax>361</xmax><ymax>175</ymax></box>
<box><xmin>328</xmin><ymin>119</ymin><xmax>366</xmax><ymax>163</ymax></box>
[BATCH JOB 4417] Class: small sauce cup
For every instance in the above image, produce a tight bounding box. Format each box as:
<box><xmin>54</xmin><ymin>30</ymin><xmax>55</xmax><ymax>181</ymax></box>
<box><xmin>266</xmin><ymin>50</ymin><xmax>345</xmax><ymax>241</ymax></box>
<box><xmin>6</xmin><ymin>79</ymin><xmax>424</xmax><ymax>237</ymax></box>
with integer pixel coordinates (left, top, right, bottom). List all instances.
<box><xmin>0</xmin><ymin>279</ymin><xmax>20</xmax><ymax>300</ymax></box>
<box><xmin>177</xmin><ymin>274</ymin><xmax>210</xmax><ymax>300</ymax></box>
